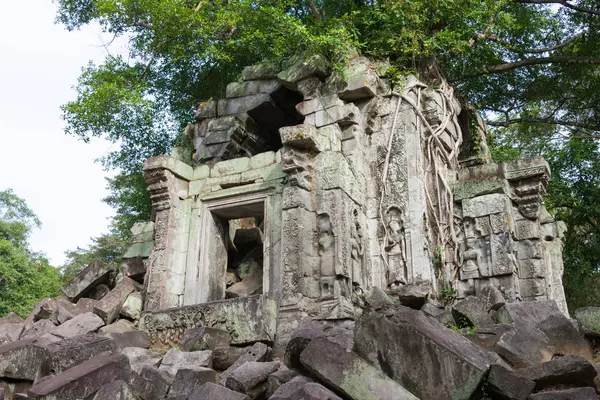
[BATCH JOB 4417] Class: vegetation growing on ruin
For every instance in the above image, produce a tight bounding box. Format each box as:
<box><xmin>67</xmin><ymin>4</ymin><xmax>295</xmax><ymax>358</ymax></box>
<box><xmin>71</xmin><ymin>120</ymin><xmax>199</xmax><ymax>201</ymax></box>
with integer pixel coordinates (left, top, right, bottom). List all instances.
<box><xmin>54</xmin><ymin>0</ymin><xmax>600</xmax><ymax>311</ymax></box>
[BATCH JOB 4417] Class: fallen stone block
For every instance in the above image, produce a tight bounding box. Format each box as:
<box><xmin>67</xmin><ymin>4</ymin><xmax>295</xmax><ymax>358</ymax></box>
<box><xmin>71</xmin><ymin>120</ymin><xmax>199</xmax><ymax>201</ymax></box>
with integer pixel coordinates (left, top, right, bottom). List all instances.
<box><xmin>395</xmin><ymin>282</ymin><xmax>429</xmax><ymax>309</ymax></box>
<box><xmin>539</xmin><ymin>313</ymin><xmax>593</xmax><ymax>360</ymax></box>
<box><xmin>99</xmin><ymin>319</ymin><xmax>137</xmax><ymax>334</ymax></box>
<box><xmin>452</xmin><ymin>296</ymin><xmax>495</xmax><ymax>327</ymax></box>
<box><xmin>339</xmin><ymin>66</ymin><xmax>378</xmax><ymax>101</ymax></box>
<box><xmin>120</xmin><ymin>292</ymin><xmax>143</xmax><ymax>320</ymax></box>
<box><xmin>74</xmin><ymin>298</ymin><xmax>99</xmax><ymax>315</ymax></box>
<box><xmin>527</xmin><ymin>387</ymin><xmax>597</xmax><ymax>400</ymax></box>
<box><xmin>279</xmin><ymin>124</ymin><xmax>330</xmax><ymax>152</ymax></box>
<box><xmin>213</xmin><ymin>346</ymin><xmax>250</xmax><ymax>370</ymax></box>
<box><xmin>159</xmin><ymin>348</ymin><xmax>212</xmax><ymax>378</ymax></box>
<box><xmin>0</xmin><ymin>338</ymin><xmax>52</xmax><ymax>380</ymax></box>
<box><xmin>93</xmin><ymin>277</ymin><xmax>136</xmax><ymax>324</ymax></box>
<box><xmin>106</xmin><ymin>330</ymin><xmax>150</xmax><ymax>349</ymax></box>
<box><xmin>518</xmin><ymin>355</ymin><xmax>597</xmax><ymax>391</ymax></box>
<box><xmin>31</xmin><ymin>297</ymin><xmax>74</xmax><ymax>325</ymax></box>
<box><xmin>46</xmin><ymin>312</ymin><xmax>104</xmax><ymax>340</ymax></box>
<box><xmin>219</xmin><ymin>342</ymin><xmax>270</xmax><ymax>385</ymax></box>
<box><xmin>46</xmin><ymin>334</ymin><xmax>119</xmax><ymax>374</ymax></box>
<box><xmin>265</xmin><ymin>368</ymin><xmax>299</xmax><ymax>398</ymax></box>
<box><xmin>61</xmin><ymin>260</ymin><xmax>114</xmax><ymax>301</ymax></box>
<box><xmin>225</xmin><ymin>361</ymin><xmax>279</xmax><ymax>396</ymax></box>
<box><xmin>28</xmin><ymin>353</ymin><xmax>131</xmax><ymax>400</ymax></box>
<box><xmin>479</xmin><ymin>284</ymin><xmax>506</xmax><ymax>310</ymax></box>
<box><xmin>277</xmin><ymin>55</ymin><xmax>328</xmax><ymax>90</ymax></box>
<box><xmin>495</xmin><ymin>324</ymin><xmax>555</xmax><ymax>368</ymax></box>
<box><xmin>93</xmin><ymin>380</ymin><xmax>136</xmax><ymax>400</ymax></box>
<box><xmin>485</xmin><ymin>364</ymin><xmax>534</xmax><ymax>400</ymax></box>
<box><xmin>89</xmin><ymin>284</ymin><xmax>111</xmax><ymax>300</ymax></box>
<box><xmin>364</xmin><ymin>287</ymin><xmax>394</xmax><ymax>309</ymax></box>
<box><xmin>354</xmin><ymin>306</ymin><xmax>495</xmax><ymax>400</ymax></box>
<box><xmin>21</xmin><ymin>319</ymin><xmax>56</xmax><ymax>340</ymax></box>
<box><xmin>269</xmin><ymin>376</ymin><xmax>315</xmax><ymax>400</ymax></box>
<box><xmin>180</xmin><ymin>326</ymin><xmax>230</xmax><ymax>352</ymax></box>
<box><xmin>189</xmin><ymin>382</ymin><xmax>250</xmax><ymax>400</ymax></box>
<box><xmin>0</xmin><ymin>313</ymin><xmax>24</xmax><ymax>344</ymax></box>
<box><xmin>168</xmin><ymin>367</ymin><xmax>217</xmax><ymax>398</ymax></box>
<box><xmin>284</xmin><ymin>319</ymin><xmax>354</xmax><ymax>370</ymax></box>
<box><xmin>421</xmin><ymin>301</ymin><xmax>454</xmax><ymax>325</ymax></box>
<box><xmin>121</xmin><ymin>347</ymin><xmax>162</xmax><ymax>374</ymax></box>
<box><xmin>123</xmin><ymin>258</ymin><xmax>148</xmax><ymax>282</ymax></box>
<box><xmin>300</xmin><ymin>337</ymin><xmax>418</xmax><ymax>400</ymax></box>
<box><xmin>128</xmin><ymin>365</ymin><xmax>171</xmax><ymax>398</ymax></box>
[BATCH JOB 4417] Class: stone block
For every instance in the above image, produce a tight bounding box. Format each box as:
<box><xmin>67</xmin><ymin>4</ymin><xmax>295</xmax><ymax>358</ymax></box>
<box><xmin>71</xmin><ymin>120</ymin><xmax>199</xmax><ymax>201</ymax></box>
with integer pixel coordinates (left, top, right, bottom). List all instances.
<box><xmin>339</xmin><ymin>67</ymin><xmax>378</xmax><ymax>101</ymax></box>
<box><xmin>462</xmin><ymin>194</ymin><xmax>509</xmax><ymax>218</ymax></box>
<box><xmin>279</xmin><ymin>124</ymin><xmax>330</xmax><ymax>152</ymax></box>
<box><xmin>219</xmin><ymin>342</ymin><xmax>270</xmax><ymax>385</ymax></box>
<box><xmin>364</xmin><ymin>287</ymin><xmax>394</xmax><ymax>309</ymax></box>
<box><xmin>485</xmin><ymin>364</ymin><xmax>534</xmax><ymax>400</ymax></box>
<box><xmin>396</xmin><ymin>282</ymin><xmax>430</xmax><ymax>309</ymax></box>
<box><xmin>45</xmin><ymin>334</ymin><xmax>120</xmax><ymax>374</ymax></box>
<box><xmin>211</xmin><ymin>157</ymin><xmax>251</xmax><ymax>177</ymax></box>
<box><xmin>93</xmin><ymin>277</ymin><xmax>136</xmax><ymax>324</ymax></box>
<box><xmin>61</xmin><ymin>260</ymin><xmax>114</xmax><ymax>301</ymax></box>
<box><xmin>514</xmin><ymin>219</ymin><xmax>541</xmax><ymax>240</ymax></box>
<box><xmin>300</xmin><ymin>337</ymin><xmax>418</xmax><ymax>400</ymax></box>
<box><xmin>74</xmin><ymin>298</ymin><xmax>99</xmax><ymax>315</ymax></box>
<box><xmin>213</xmin><ymin>346</ymin><xmax>250</xmax><ymax>370</ymax></box>
<box><xmin>89</xmin><ymin>284</ymin><xmax>110</xmax><ymax>300</ymax></box>
<box><xmin>519</xmin><ymin>278</ymin><xmax>546</xmax><ymax>298</ymax></box>
<box><xmin>21</xmin><ymin>319</ymin><xmax>56</xmax><ymax>340</ymax></box>
<box><xmin>92</xmin><ymin>380</ymin><xmax>136</xmax><ymax>400</ymax></box>
<box><xmin>0</xmin><ymin>314</ymin><xmax>24</xmax><ymax>344</ymax></box>
<box><xmin>194</xmin><ymin>99</ymin><xmax>217</xmax><ymax>121</ymax></box>
<box><xmin>225</xmin><ymin>361</ymin><xmax>279</xmax><ymax>398</ymax></box>
<box><xmin>277</xmin><ymin>55</ymin><xmax>328</xmax><ymax>89</ymax></box>
<box><xmin>159</xmin><ymin>348</ymin><xmax>213</xmax><ymax>378</ymax></box>
<box><xmin>452</xmin><ymin>296</ymin><xmax>495</xmax><ymax>327</ymax></box>
<box><xmin>527</xmin><ymin>387</ymin><xmax>597</xmax><ymax>400</ymax></box>
<box><xmin>99</xmin><ymin>319</ymin><xmax>136</xmax><ymax>334</ymax></box>
<box><xmin>250</xmin><ymin>151</ymin><xmax>275</xmax><ymax>169</ymax></box>
<box><xmin>354</xmin><ymin>307</ymin><xmax>495</xmax><ymax>400</ymax></box>
<box><xmin>123</xmin><ymin>258</ymin><xmax>147</xmax><ymax>281</ymax></box>
<box><xmin>226</xmin><ymin>80</ymin><xmax>281</xmax><ymax>98</ymax></box>
<box><xmin>120</xmin><ymin>292</ymin><xmax>143</xmax><ymax>320</ymax></box>
<box><xmin>47</xmin><ymin>312</ymin><xmax>104</xmax><ymax>339</ymax></box>
<box><xmin>180</xmin><ymin>327</ymin><xmax>231</xmax><ymax>352</ymax></box>
<box><xmin>242</xmin><ymin>62</ymin><xmax>280</xmax><ymax>81</ymax></box>
<box><xmin>168</xmin><ymin>367</ymin><xmax>217</xmax><ymax>398</ymax></box>
<box><xmin>121</xmin><ymin>347</ymin><xmax>162</xmax><ymax>374</ymax></box>
<box><xmin>193</xmin><ymin>164</ymin><xmax>210</xmax><ymax>180</ymax></box>
<box><xmin>0</xmin><ymin>338</ymin><xmax>52</xmax><ymax>380</ymax></box>
<box><xmin>105</xmin><ymin>331</ymin><xmax>150</xmax><ymax>349</ymax></box>
<box><xmin>28</xmin><ymin>353</ymin><xmax>131</xmax><ymax>400</ymax></box>
<box><xmin>189</xmin><ymin>382</ymin><xmax>250</xmax><ymax>400</ymax></box>
<box><xmin>519</xmin><ymin>355</ymin><xmax>597</xmax><ymax>390</ymax></box>
<box><xmin>495</xmin><ymin>324</ymin><xmax>555</xmax><ymax>368</ymax></box>
<box><xmin>265</xmin><ymin>369</ymin><xmax>299</xmax><ymax>398</ymax></box>
<box><xmin>134</xmin><ymin>365</ymin><xmax>171</xmax><ymax>398</ymax></box>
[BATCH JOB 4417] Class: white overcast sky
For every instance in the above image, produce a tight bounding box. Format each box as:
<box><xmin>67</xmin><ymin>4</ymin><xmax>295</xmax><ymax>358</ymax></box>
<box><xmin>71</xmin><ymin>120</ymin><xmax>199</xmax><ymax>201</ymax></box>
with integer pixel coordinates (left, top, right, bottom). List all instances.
<box><xmin>0</xmin><ymin>2</ymin><xmax>130</xmax><ymax>265</ymax></box>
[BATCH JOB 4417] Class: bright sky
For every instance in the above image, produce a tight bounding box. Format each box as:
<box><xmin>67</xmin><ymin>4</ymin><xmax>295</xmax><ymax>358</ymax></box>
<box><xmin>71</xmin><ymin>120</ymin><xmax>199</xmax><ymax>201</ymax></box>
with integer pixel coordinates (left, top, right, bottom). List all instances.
<box><xmin>0</xmin><ymin>3</ymin><xmax>129</xmax><ymax>265</ymax></box>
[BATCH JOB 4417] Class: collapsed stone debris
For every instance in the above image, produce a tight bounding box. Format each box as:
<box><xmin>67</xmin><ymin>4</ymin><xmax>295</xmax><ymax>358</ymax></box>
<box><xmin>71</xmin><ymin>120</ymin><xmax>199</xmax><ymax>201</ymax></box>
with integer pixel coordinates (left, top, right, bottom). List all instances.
<box><xmin>0</xmin><ymin>54</ymin><xmax>598</xmax><ymax>399</ymax></box>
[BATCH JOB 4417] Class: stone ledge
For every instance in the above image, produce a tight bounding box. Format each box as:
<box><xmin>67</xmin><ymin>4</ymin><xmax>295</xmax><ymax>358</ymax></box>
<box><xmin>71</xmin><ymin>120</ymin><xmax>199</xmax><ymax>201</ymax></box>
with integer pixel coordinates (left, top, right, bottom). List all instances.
<box><xmin>143</xmin><ymin>155</ymin><xmax>193</xmax><ymax>181</ymax></box>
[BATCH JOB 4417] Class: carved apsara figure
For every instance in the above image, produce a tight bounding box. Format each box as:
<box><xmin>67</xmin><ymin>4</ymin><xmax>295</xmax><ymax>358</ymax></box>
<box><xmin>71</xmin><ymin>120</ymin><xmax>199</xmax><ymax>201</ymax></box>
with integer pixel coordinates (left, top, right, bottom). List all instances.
<box><xmin>384</xmin><ymin>205</ymin><xmax>407</xmax><ymax>287</ymax></box>
<box><xmin>460</xmin><ymin>239</ymin><xmax>480</xmax><ymax>279</ymax></box>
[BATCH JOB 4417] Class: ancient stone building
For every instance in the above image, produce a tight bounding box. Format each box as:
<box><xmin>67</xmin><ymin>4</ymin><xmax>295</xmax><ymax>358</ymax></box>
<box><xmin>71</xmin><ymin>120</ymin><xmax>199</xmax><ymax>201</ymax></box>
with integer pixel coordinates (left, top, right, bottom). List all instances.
<box><xmin>131</xmin><ymin>55</ymin><xmax>568</xmax><ymax>350</ymax></box>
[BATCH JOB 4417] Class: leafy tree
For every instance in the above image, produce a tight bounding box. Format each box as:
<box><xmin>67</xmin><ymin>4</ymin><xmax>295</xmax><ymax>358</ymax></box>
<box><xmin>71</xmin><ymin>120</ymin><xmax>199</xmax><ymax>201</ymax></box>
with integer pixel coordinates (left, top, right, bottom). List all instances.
<box><xmin>55</xmin><ymin>0</ymin><xmax>600</xmax><ymax>308</ymax></box>
<box><xmin>0</xmin><ymin>190</ymin><xmax>62</xmax><ymax>317</ymax></box>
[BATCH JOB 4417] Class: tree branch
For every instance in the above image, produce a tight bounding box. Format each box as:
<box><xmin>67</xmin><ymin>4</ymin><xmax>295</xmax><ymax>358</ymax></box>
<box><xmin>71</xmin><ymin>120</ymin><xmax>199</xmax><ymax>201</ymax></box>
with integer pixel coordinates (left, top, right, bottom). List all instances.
<box><xmin>516</xmin><ymin>0</ymin><xmax>600</xmax><ymax>16</ymax></box>
<box><xmin>306</xmin><ymin>0</ymin><xmax>322</xmax><ymax>19</ymax></box>
<box><xmin>477</xmin><ymin>31</ymin><xmax>583</xmax><ymax>54</ymax></box>
<box><xmin>465</xmin><ymin>56</ymin><xmax>600</xmax><ymax>76</ymax></box>
<box><xmin>487</xmin><ymin>117</ymin><xmax>600</xmax><ymax>132</ymax></box>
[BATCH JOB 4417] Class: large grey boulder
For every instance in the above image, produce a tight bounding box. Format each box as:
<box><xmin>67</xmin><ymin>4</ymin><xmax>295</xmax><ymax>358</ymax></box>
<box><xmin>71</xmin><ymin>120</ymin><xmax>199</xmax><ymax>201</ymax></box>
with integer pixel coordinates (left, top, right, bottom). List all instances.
<box><xmin>0</xmin><ymin>338</ymin><xmax>52</xmax><ymax>380</ymax></box>
<box><xmin>189</xmin><ymin>382</ymin><xmax>250</xmax><ymax>400</ymax></box>
<box><xmin>354</xmin><ymin>306</ymin><xmax>495</xmax><ymax>400</ymax></box>
<box><xmin>300</xmin><ymin>337</ymin><xmax>418</xmax><ymax>400</ymax></box>
<box><xmin>395</xmin><ymin>282</ymin><xmax>429</xmax><ymax>309</ymax></box>
<box><xmin>219</xmin><ymin>342</ymin><xmax>270</xmax><ymax>385</ymax></box>
<box><xmin>485</xmin><ymin>364</ymin><xmax>535</xmax><ymax>400</ymax></box>
<box><xmin>121</xmin><ymin>347</ymin><xmax>162</xmax><ymax>374</ymax></box>
<box><xmin>168</xmin><ymin>367</ymin><xmax>217</xmax><ymax>398</ymax></box>
<box><xmin>46</xmin><ymin>312</ymin><xmax>104</xmax><ymax>340</ymax></box>
<box><xmin>284</xmin><ymin>319</ymin><xmax>353</xmax><ymax>370</ymax></box>
<box><xmin>61</xmin><ymin>260</ymin><xmax>114</xmax><ymax>301</ymax></box>
<box><xmin>518</xmin><ymin>355</ymin><xmax>597</xmax><ymax>390</ymax></box>
<box><xmin>452</xmin><ymin>296</ymin><xmax>495</xmax><ymax>327</ymax></box>
<box><xmin>495</xmin><ymin>324</ymin><xmax>555</xmax><ymax>368</ymax></box>
<box><xmin>28</xmin><ymin>353</ymin><xmax>131</xmax><ymax>400</ymax></box>
<box><xmin>93</xmin><ymin>380</ymin><xmax>137</xmax><ymax>400</ymax></box>
<box><xmin>93</xmin><ymin>277</ymin><xmax>136</xmax><ymax>324</ymax></box>
<box><xmin>0</xmin><ymin>313</ymin><xmax>24</xmax><ymax>344</ymax></box>
<box><xmin>159</xmin><ymin>348</ymin><xmax>213</xmax><ymax>378</ymax></box>
<box><xmin>528</xmin><ymin>387</ymin><xmax>597</xmax><ymax>399</ymax></box>
<box><xmin>225</xmin><ymin>361</ymin><xmax>280</xmax><ymax>398</ymax></box>
<box><xmin>180</xmin><ymin>326</ymin><xmax>230</xmax><ymax>351</ymax></box>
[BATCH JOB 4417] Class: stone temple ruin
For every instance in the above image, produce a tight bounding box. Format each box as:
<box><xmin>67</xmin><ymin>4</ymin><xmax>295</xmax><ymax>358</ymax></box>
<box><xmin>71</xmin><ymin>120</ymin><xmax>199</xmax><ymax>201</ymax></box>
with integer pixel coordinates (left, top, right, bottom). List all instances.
<box><xmin>128</xmin><ymin>54</ymin><xmax>569</xmax><ymax>350</ymax></box>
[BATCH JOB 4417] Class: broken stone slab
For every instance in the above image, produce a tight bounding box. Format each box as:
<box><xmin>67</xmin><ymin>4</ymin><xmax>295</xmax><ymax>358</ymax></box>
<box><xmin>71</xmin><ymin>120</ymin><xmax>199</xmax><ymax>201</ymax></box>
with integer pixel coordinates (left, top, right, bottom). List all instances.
<box><xmin>30</xmin><ymin>297</ymin><xmax>74</xmax><ymax>325</ymax></box>
<box><xmin>28</xmin><ymin>353</ymin><xmax>131</xmax><ymax>400</ymax></box>
<box><xmin>21</xmin><ymin>319</ymin><xmax>56</xmax><ymax>340</ymax></box>
<box><xmin>168</xmin><ymin>367</ymin><xmax>217</xmax><ymax>398</ymax></box>
<box><xmin>219</xmin><ymin>342</ymin><xmax>270</xmax><ymax>385</ymax></box>
<box><xmin>129</xmin><ymin>365</ymin><xmax>171</xmax><ymax>399</ymax></box>
<box><xmin>485</xmin><ymin>364</ymin><xmax>535</xmax><ymax>400</ymax></box>
<box><xmin>213</xmin><ymin>346</ymin><xmax>250</xmax><ymax>370</ymax></box>
<box><xmin>0</xmin><ymin>338</ymin><xmax>52</xmax><ymax>380</ymax></box>
<box><xmin>121</xmin><ymin>347</ymin><xmax>162</xmax><ymax>374</ymax></box>
<box><xmin>45</xmin><ymin>312</ymin><xmax>104</xmax><ymax>340</ymax></box>
<box><xmin>45</xmin><ymin>334</ymin><xmax>120</xmax><ymax>374</ymax></box>
<box><xmin>0</xmin><ymin>313</ymin><xmax>24</xmax><ymax>343</ymax></box>
<box><xmin>105</xmin><ymin>330</ymin><xmax>150</xmax><ymax>349</ymax></box>
<box><xmin>277</xmin><ymin>55</ymin><xmax>329</xmax><ymax>90</ymax></box>
<box><xmin>93</xmin><ymin>277</ymin><xmax>136</xmax><ymax>324</ymax></box>
<box><xmin>279</xmin><ymin>124</ymin><xmax>330</xmax><ymax>152</ymax></box>
<box><xmin>226</xmin><ymin>80</ymin><xmax>282</xmax><ymax>99</ymax></box>
<box><xmin>452</xmin><ymin>296</ymin><xmax>495</xmax><ymax>327</ymax></box>
<box><xmin>300</xmin><ymin>337</ymin><xmax>418</xmax><ymax>400</ymax></box>
<box><xmin>479</xmin><ymin>284</ymin><xmax>506</xmax><ymax>310</ymax></box>
<box><xmin>99</xmin><ymin>318</ymin><xmax>137</xmax><ymax>334</ymax></box>
<box><xmin>242</xmin><ymin>62</ymin><xmax>280</xmax><ymax>81</ymax></box>
<box><xmin>265</xmin><ymin>368</ymin><xmax>299</xmax><ymax>398</ymax></box>
<box><xmin>180</xmin><ymin>327</ymin><xmax>231</xmax><ymax>352</ymax></box>
<box><xmin>270</xmin><ymin>377</ymin><xmax>342</xmax><ymax>400</ymax></box>
<box><xmin>395</xmin><ymin>282</ymin><xmax>430</xmax><ymax>309</ymax></box>
<box><xmin>284</xmin><ymin>319</ymin><xmax>354</xmax><ymax>371</ymax></box>
<box><xmin>159</xmin><ymin>348</ymin><xmax>213</xmax><ymax>378</ymax></box>
<box><xmin>123</xmin><ymin>258</ymin><xmax>147</xmax><ymax>282</ymax></box>
<box><xmin>339</xmin><ymin>65</ymin><xmax>378</xmax><ymax>101</ymax></box>
<box><xmin>518</xmin><ymin>355</ymin><xmax>597</xmax><ymax>391</ymax></box>
<box><xmin>61</xmin><ymin>260</ymin><xmax>114</xmax><ymax>301</ymax></box>
<box><xmin>189</xmin><ymin>382</ymin><xmax>250</xmax><ymax>400</ymax></box>
<box><xmin>225</xmin><ymin>361</ymin><xmax>280</xmax><ymax>395</ymax></box>
<box><xmin>120</xmin><ymin>292</ymin><xmax>143</xmax><ymax>320</ymax></box>
<box><xmin>74</xmin><ymin>298</ymin><xmax>99</xmax><ymax>315</ymax></box>
<box><xmin>93</xmin><ymin>380</ymin><xmax>137</xmax><ymax>400</ymax></box>
<box><xmin>364</xmin><ymin>287</ymin><xmax>394</xmax><ymax>309</ymax></box>
<box><xmin>527</xmin><ymin>387</ymin><xmax>597</xmax><ymax>400</ymax></box>
<box><xmin>354</xmin><ymin>307</ymin><xmax>495</xmax><ymax>400</ymax></box>
<box><xmin>495</xmin><ymin>323</ymin><xmax>555</xmax><ymax>369</ymax></box>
